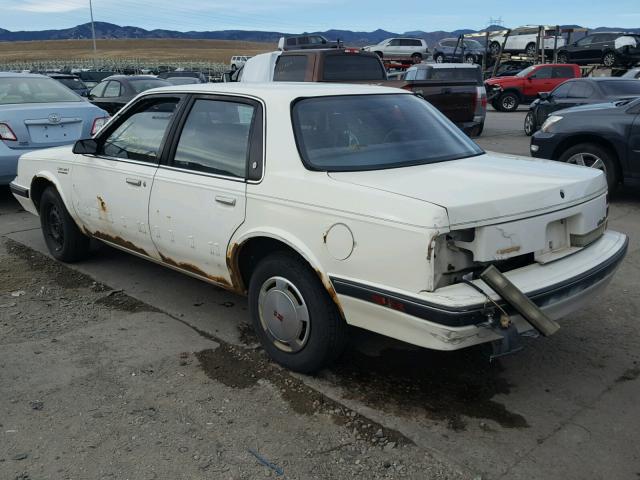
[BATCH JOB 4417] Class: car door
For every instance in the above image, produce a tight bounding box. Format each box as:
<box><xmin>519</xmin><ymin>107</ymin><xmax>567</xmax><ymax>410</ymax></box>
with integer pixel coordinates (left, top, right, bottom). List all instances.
<box><xmin>535</xmin><ymin>81</ymin><xmax>573</xmax><ymax>125</ymax></box>
<box><xmin>70</xmin><ymin>94</ymin><xmax>185</xmax><ymax>259</ymax></box>
<box><xmin>524</xmin><ymin>66</ymin><xmax>554</xmax><ymax>97</ymax></box>
<box><xmin>148</xmin><ymin>95</ymin><xmax>263</xmax><ymax>288</ymax></box>
<box><xmin>572</xmin><ymin>35</ymin><xmax>595</xmax><ymax>62</ymax></box>
<box><xmin>629</xmin><ymin>109</ymin><xmax>640</xmax><ymax>180</ymax></box>
<box><xmin>385</xmin><ymin>39</ymin><xmax>402</xmax><ymax>56</ymax></box>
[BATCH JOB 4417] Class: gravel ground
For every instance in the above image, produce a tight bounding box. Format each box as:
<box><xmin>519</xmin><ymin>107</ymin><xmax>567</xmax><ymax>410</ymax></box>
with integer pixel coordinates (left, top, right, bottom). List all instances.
<box><xmin>0</xmin><ymin>237</ymin><xmax>469</xmax><ymax>480</ymax></box>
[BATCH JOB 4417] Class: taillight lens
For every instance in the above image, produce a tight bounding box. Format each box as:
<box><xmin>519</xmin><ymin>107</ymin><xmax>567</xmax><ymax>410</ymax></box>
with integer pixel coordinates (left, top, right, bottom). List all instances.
<box><xmin>91</xmin><ymin>116</ymin><xmax>109</xmax><ymax>136</ymax></box>
<box><xmin>0</xmin><ymin>122</ymin><xmax>17</xmax><ymax>141</ymax></box>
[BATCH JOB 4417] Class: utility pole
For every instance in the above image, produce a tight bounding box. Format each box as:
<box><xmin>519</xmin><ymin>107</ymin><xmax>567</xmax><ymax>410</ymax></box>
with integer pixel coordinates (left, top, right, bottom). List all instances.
<box><xmin>89</xmin><ymin>0</ymin><xmax>97</xmax><ymax>68</ymax></box>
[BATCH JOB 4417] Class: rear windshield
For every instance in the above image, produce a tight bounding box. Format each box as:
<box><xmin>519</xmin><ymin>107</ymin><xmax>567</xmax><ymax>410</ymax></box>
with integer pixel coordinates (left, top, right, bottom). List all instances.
<box><xmin>129</xmin><ymin>78</ymin><xmax>172</xmax><ymax>93</ymax></box>
<box><xmin>600</xmin><ymin>80</ymin><xmax>640</xmax><ymax>97</ymax></box>
<box><xmin>416</xmin><ymin>67</ymin><xmax>481</xmax><ymax>83</ymax></box>
<box><xmin>292</xmin><ymin>94</ymin><xmax>483</xmax><ymax>172</ymax></box>
<box><xmin>0</xmin><ymin>77</ymin><xmax>82</xmax><ymax>104</ymax></box>
<box><xmin>57</xmin><ymin>78</ymin><xmax>87</xmax><ymax>90</ymax></box>
<box><xmin>322</xmin><ymin>55</ymin><xmax>387</xmax><ymax>81</ymax></box>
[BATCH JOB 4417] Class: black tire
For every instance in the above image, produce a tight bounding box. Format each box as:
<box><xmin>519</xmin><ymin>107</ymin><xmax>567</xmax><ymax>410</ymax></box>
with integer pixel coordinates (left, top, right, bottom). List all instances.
<box><xmin>525</xmin><ymin>42</ymin><xmax>537</xmax><ymax>57</ymax></box>
<box><xmin>411</xmin><ymin>53</ymin><xmax>422</xmax><ymax>64</ymax></box>
<box><xmin>474</xmin><ymin>121</ymin><xmax>484</xmax><ymax>137</ymax></box>
<box><xmin>496</xmin><ymin>91</ymin><xmax>520</xmax><ymax>112</ymax></box>
<box><xmin>248</xmin><ymin>252</ymin><xmax>349</xmax><ymax>373</ymax></box>
<box><xmin>491</xmin><ymin>99</ymin><xmax>501</xmax><ymax>111</ymax></box>
<box><xmin>434</xmin><ymin>53</ymin><xmax>445</xmax><ymax>63</ymax></box>
<box><xmin>39</xmin><ymin>186</ymin><xmax>90</xmax><ymax>262</ymax></box>
<box><xmin>489</xmin><ymin>41</ymin><xmax>501</xmax><ymax>57</ymax></box>
<box><xmin>464</xmin><ymin>54</ymin><xmax>475</xmax><ymax>64</ymax></box>
<box><xmin>558</xmin><ymin>143</ymin><xmax>620</xmax><ymax>192</ymax></box>
<box><xmin>524</xmin><ymin>110</ymin><xmax>536</xmax><ymax>136</ymax></box>
<box><xmin>602</xmin><ymin>51</ymin><xmax>616</xmax><ymax>68</ymax></box>
<box><xmin>557</xmin><ymin>51</ymin><xmax>569</xmax><ymax>64</ymax></box>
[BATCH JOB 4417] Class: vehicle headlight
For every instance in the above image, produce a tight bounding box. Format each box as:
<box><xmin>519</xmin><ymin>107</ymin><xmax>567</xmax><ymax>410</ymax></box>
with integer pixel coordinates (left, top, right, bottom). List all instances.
<box><xmin>541</xmin><ymin>115</ymin><xmax>563</xmax><ymax>133</ymax></box>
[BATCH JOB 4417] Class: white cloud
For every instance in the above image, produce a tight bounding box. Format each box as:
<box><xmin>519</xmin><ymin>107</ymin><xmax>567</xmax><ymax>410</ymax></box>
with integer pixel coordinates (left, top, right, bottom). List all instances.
<box><xmin>9</xmin><ymin>0</ymin><xmax>89</xmax><ymax>13</ymax></box>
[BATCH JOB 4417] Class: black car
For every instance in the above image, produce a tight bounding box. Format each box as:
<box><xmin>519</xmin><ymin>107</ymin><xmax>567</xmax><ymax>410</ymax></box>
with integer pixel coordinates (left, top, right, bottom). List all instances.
<box><xmin>524</xmin><ymin>77</ymin><xmax>640</xmax><ymax>135</ymax></box>
<box><xmin>530</xmin><ymin>97</ymin><xmax>640</xmax><ymax>191</ymax></box>
<box><xmin>46</xmin><ymin>73</ymin><xmax>90</xmax><ymax>97</ymax></box>
<box><xmin>88</xmin><ymin>75</ymin><xmax>172</xmax><ymax>115</ymax></box>
<box><xmin>432</xmin><ymin>38</ymin><xmax>485</xmax><ymax>64</ymax></box>
<box><xmin>278</xmin><ymin>34</ymin><xmax>339</xmax><ymax>51</ymax></box>
<box><xmin>557</xmin><ymin>32</ymin><xmax>640</xmax><ymax>67</ymax></box>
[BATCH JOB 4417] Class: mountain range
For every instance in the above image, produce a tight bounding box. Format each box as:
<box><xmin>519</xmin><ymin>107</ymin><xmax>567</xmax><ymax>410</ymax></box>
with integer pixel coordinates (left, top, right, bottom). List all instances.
<box><xmin>0</xmin><ymin>22</ymin><xmax>638</xmax><ymax>46</ymax></box>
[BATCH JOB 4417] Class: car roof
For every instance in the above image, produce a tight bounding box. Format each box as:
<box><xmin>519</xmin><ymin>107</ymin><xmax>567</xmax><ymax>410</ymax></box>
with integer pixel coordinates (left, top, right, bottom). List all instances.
<box><xmin>102</xmin><ymin>75</ymin><xmax>163</xmax><ymax>81</ymax></box>
<box><xmin>142</xmin><ymin>82</ymin><xmax>410</xmax><ymax>102</ymax></box>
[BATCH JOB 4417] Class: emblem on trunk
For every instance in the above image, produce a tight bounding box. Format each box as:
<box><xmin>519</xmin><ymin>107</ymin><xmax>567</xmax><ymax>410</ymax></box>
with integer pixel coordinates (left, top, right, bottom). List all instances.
<box><xmin>48</xmin><ymin>113</ymin><xmax>61</xmax><ymax>124</ymax></box>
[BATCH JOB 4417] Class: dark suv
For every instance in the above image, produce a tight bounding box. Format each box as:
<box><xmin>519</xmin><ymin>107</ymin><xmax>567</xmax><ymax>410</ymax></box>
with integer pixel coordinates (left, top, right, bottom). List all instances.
<box><xmin>278</xmin><ymin>35</ymin><xmax>339</xmax><ymax>51</ymax></box>
<box><xmin>557</xmin><ymin>32</ymin><xmax>640</xmax><ymax>67</ymax></box>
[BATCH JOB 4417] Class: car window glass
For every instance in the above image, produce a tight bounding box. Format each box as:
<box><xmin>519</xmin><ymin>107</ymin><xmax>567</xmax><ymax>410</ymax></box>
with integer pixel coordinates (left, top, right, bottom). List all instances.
<box><xmin>274</xmin><ymin>55</ymin><xmax>308</xmax><ymax>81</ymax></box>
<box><xmin>173</xmin><ymin>99</ymin><xmax>255</xmax><ymax>178</ymax></box>
<box><xmin>299</xmin><ymin>36</ymin><xmax>309</xmax><ymax>45</ymax></box>
<box><xmin>103</xmin><ymin>81</ymin><xmax>121</xmax><ymax>98</ymax></box>
<box><xmin>551</xmin><ymin>83</ymin><xmax>572</xmax><ymax>99</ymax></box>
<box><xmin>101</xmin><ymin>98</ymin><xmax>179</xmax><ymax>163</ymax></box>
<box><xmin>553</xmin><ymin>66</ymin><xmax>575</xmax><ymax>78</ymax></box>
<box><xmin>286</xmin><ymin>38</ymin><xmax>296</xmax><ymax>46</ymax></box>
<box><xmin>322</xmin><ymin>55</ymin><xmax>386</xmax><ymax>81</ymax></box>
<box><xmin>530</xmin><ymin>67</ymin><xmax>552</xmax><ymax>79</ymax></box>
<box><xmin>90</xmin><ymin>81</ymin><xmax>108</xmax><ymax>97</ymax></box>
<box><xmin>576</xmin><ymin>36</ymin><xmax>593</xmax><ymax>47</ymax></box>
<box><xmin>567</xmin><ymin>82</ymin><xmax>595</xmax><ymax>99</ymax></box>
<box><xmin>404</xmin><ymin>68</ymin><xmax>417</xmax><ymax>80</ymax></box>
<box><xmin>309</xmin><ymin>36</ymin><xmax>324</xmax><ymax>44</ymax></box>
<box><xmin>388</xmin><ymin>39</ymin><xmax>400</xmax><ymax>46</ymax></box>
<box><xmin>600</xmin><ymin>80</ymin><xmax>640</xmax><ymax>96</ymax></box>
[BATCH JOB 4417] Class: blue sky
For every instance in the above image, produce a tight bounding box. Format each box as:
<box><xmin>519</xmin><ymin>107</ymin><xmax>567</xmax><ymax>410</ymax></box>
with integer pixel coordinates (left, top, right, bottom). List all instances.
<box><xmin>0</xmin><ymin>0</ymin><xmax>638</xmax><ymax>32</ymax></box>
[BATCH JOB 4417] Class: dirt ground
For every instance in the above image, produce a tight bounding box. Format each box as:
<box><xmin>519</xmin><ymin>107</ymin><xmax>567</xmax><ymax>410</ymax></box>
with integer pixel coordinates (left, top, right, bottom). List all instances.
<box><xmin>0</xmin><ymin>39</ymin><xmax>274</xmax><ymax>64</ymax></box>
<box><xmin>0</xmin><ymin>237</ymin><xmax>466</xmax><ymax>480</ymax></box>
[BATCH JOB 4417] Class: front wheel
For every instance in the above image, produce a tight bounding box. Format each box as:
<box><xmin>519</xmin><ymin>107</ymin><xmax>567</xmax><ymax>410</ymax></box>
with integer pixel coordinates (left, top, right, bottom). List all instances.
<box><xmin>248</xmin><ymin>252</ymin><xmax>349</xmax><ymax>373</ymax></box>
<box><xmin>496</xmin><ymin>91</ymin><xmax>520</xmax><ymax>112</ymax></box>
<box><xmin>489</xmin><ymin>41</ymin><xmax>501</xmax><ymax>57</ymax></box>
<box><xmin>602</xmin><ymin>51</ymin><xmax>616</xmax><ymax>67</ymax></box>
<box><xmin>411</xmin><ymin>53</ymin><xmax>422</xmax><ymax>64</ymax></box>
<box><xmin>464</xmin><ymin>54</ymin><xmax>475</xmax><ymax>64</ymax></box>
<box><xmin>557</xmin><ymin>51</ymin><xmax>569</xmax><ymax>63</ymax></box>
<box><xmin>524</xmin><ymin>111</ymin><xmax>537</xmax><ymax>136</ymax></box>
<box><xmin>434</xmin><ymin>53</ymin><xmax>445</xmax><ymax>63</ymax></box>
<box><xmin>559</xmin><ymin>143</ymin><xmax>619</xmax><ymax>192</ymax></box>
<box><xmin>39</xmin><ymin>186</ymin><xmax>90</xmax><ymax>262</ymax></box>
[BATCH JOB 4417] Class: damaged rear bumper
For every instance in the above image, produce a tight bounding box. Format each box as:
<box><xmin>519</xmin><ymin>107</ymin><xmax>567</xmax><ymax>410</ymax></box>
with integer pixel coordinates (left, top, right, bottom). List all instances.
<box><xmin>331</xmin><ymin>230</ymin><xmax>627</xmax><ymax>351</ymax></box>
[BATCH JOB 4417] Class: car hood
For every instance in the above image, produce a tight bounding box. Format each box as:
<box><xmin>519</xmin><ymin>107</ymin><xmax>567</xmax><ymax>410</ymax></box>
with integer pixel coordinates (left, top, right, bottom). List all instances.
<box><xmin>555</xmin><ymin>101</ymin><xmax>625</xmax><ymax>115</ymax></box>
<box><xmin>328</xmin><ymin>152</ymin><xmax>607</xmax><ymax>228</ymax></box>
<box><xmin>485</xmin><ymin>76</ymin><xmax>520</xmax><ymax>86</ymax></box>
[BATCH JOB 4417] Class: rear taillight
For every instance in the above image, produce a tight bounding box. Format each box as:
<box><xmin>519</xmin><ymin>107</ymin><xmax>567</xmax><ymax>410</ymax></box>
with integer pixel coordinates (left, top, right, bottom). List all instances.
<box><xmin>0</xmin><ymin>122</ymin><xmax>17</xmax><ymax>141</ymax></box>
<box><xmin>476</xmin><ymin>86</ymin><xmax>487</xmax><ymax>109</ymax></box>
<box><xmin>344</xmin><ymin>48</ymin><xmax>360</xmax><ymax>54</ymax></box>
<box><xmin>91</xmin><ymin>116</ymin><xmax>109</xmax><ymax>136</ymax></box>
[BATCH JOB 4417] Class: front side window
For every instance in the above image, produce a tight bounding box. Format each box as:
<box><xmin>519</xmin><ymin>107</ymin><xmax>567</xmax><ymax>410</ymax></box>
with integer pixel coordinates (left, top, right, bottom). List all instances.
<box><xmin>567</xmin><ymin>82</ymin><xmax>595</xmax><ymax>99</ymax></box>
<box><xmin>172</xmin><ymin>99</ymin><xmax>255</xmax><ymax>178</ymax></box>
<box><xmin>0</xmin><ymin>76</ymin><xmax>82</xmax><ymax>105</ymax></box>
<box><xmin>576</xmin><ymin>36</ymin><xmax>593</xmax><ymax>47</ymax></box>
<box><xmin>530</xmin><ymin>67</ymin><xmax>552</xmax><ymax>79</ymax></box>
<box><xmin>90</xmin><ymin>81</ymin><xmax>108</xmax><ymax>98</ymax></box>
<box><xmin>292</xmin><ymin>94</ymin><xmax>483</xmax><ymax>172</ymax></box>
<box><xmin>388</xmin><ymin>39</ymin><xmax>401</xmax><ymax>46</ymax></box>
<box><xmin>103</xmin><ymin>81</ymin><xmax>122</xmax><ymax>98</ymax></box>
<box><xmin>274</xmin><ymin>56</ymin><xmax>308</xmax><ymax>81</ymax></box>
<box><xmin>551</xmin><ymin>82</ymin><xmax>572</xmax><ymax>99</ymax></box>
<box><xmin>553</xmin><ymin>66</ymin><xmax>575</xmax><ymax>78</ymax></box>
<box><xmin>101</xmin><ymin>98</ymin><xmax>179</xmax><ymax>162</ymax></box>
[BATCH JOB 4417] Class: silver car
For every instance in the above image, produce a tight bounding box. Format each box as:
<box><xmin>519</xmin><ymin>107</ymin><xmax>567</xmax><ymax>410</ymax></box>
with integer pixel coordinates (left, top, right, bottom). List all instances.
<box><xmin>1</xmin><ymin>72</ymin><xmax>108</xmax><ymax>185</ymax></box>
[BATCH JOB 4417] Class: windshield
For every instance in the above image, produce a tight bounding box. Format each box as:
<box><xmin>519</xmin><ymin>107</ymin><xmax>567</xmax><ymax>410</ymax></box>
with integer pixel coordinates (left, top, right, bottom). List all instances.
<box><xmin>600</xmin><ymin>80</ymin><xmax>640</xmax><ymax>97</ymax></box>
<box><xmin>516</xmin><ymin>66</ymin><xmax>536</xmax><ymax>77</ymax></box>
<box><xmin>292</xmin><ymin>94</ymin><xmax>483</xmax><ymax>172</ymax></box>
<box><xmin>129</xmin><ymin>78</ymin><xmax>172</xmax><ymax>93</ymax></box>
<box><xmin>0</xmin><ymin>76</ymin><xmax>82</xmax><ymax>104</ymax></box>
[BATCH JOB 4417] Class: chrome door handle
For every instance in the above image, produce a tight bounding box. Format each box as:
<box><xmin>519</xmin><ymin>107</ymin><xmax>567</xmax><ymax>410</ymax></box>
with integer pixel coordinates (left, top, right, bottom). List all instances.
<box><xmin>126</xmin><ymin>178</ymin><xmax>142</xmax><ymax>187</ymax></box>
<box><xmin>215</xmin><ymin>196</ymin><xmax>236</xmax><ymax>206</ymax></box>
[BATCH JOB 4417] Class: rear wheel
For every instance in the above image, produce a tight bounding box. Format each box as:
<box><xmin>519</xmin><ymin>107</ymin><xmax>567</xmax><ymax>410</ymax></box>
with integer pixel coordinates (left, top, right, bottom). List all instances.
<box><xmin>464</xmin><ymin>54</ymin><xmax>475</xmax><ymax>64</ymax></box>
<box><xmin>602</xmin><ymin>51</ymin><xmax>616</xmax><ymax>67</ymax></box>
<box><xmin>496</xmin><ymin>91</ymin><xmax>520</xmax><ymax>112</ymax></box>
<box><xmin>557</xmin><ymin>51</ymin><xmax>569</xmax><ymax>64</ymax></box>
<box><xmin>525</xmin><ymin>42</ymin><xmax>537</xmax><ymax>57</ymax></box>
<box><xmin>434</xmin><ymin>53</ymin><xmax>445</xmax><ymax>63</ymax></box>
<box><xmin>524</xmin><ymin>111</ymin><xmax>537</xmax><ymax>136</ymax></box>
<box><xmin>39</xmin><ymin>186</ymin><xmax>90</xmax><ymax>262</ymax></box>
<box><xmin>248</xmin><ymin>252</ymin><xmax>349</xmax><ymax>373</ymax></box>
<box><xmin>559</xmin><ymin>143</ymin><xmax>619</xmax><ymax>192</ymax></box>
<box><xmin>411</xmin><ymin>53</ymin><xmax>422</xmax><ymax>64</ymax></box>
<box><xmin>489</xmin><ymin>41</ymin><xmax>501</xmax><ymax>56</ymax></box>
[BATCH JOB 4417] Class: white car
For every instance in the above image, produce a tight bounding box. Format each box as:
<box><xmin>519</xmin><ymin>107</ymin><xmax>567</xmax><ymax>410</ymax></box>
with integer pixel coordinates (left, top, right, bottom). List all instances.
<box><xmin>489</xmin><ymin>28</ymin><xmax>567</xmax><ymax>56</ymax></box>
<box><xmin>362</xmin><ymin>38</ymin><xmax>429</xmax><ymax>62</ymax></box>
<box><xmin>230</xmin><ymin>56</ymin><xmax>251</xmax><ymax>71</ymax></box>
<box><xmin>10</xmin><ymin>83</ymin><xmax>627</xmax><ymax>373</ymax></box>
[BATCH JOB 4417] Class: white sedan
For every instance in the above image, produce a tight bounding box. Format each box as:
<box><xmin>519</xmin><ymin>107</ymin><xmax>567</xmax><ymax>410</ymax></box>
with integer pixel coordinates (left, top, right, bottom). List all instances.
<box><xmin>10</xmin><ymin>83</ymin><xmax>627</xmax><ymax>372</ymax></box>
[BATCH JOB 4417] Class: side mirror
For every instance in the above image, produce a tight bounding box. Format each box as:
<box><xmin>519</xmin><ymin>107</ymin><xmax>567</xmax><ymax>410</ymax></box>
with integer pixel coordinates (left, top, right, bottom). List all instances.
<box><xmin>73</xmin><ymin>138</ymin><xmax>99</xmax><ymax>155</ymax></box>
<box><xmin>538</xmin><ymin>92</ymin><xmax>550</xmax><ymax>100</ymax></box>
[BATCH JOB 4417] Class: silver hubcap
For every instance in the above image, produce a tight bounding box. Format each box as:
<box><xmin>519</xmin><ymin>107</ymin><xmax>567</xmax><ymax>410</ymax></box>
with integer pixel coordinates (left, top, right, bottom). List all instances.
<box><xmin>525</xmin><ymin>113</ymin><xmax>534</xmax><ymax>133</ymax></box>
<box><xmin>436</xmin><ymin>55</ymin><xmax>443</xmax><ymax>63</ymax></box>
<box><xmin>566</xmin><ymin>152</ymin><xmax>607</xmax><ymax>174</ymax></box>
<box><xmin>258</xmin><ymin>276</ymin><xmax>310</xmax><ymax>353</ymax></box>
<box><xmin>502</xmin><ymin>95</ymin><xmax>516</xmax><ymax>110</ymax></box>
<box><xmin>604</xmin><ymin>54</ymin><xmax>615</xmax><ymax>67</ymax></box>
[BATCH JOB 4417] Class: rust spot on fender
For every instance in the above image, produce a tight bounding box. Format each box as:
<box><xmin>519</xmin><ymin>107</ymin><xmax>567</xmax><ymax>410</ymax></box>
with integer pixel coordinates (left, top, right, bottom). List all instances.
<box><xmin>90</xmin><ymin>230</ymin><xmax>148</xmax><ymax>257</ymax></box>
<box><xmin>225</xmin><ymin>243</ymin><xmax>245</xmax><ymax>294</ymax></box>
<box><xmin>96</xmin><ymin>196</ymin><xmax>107</xmax><ymax>213</ymax></box>
<box><xmin>158</xmin><ymin>252</ymin><xmax>235</xmax><ymax>290</ymax></box>
<box><xmin>315</xmin><ymin>268</ymin><xmax>346</xmax><ymax>319</ymax></box>
<box><xmin>497</xmin><ymin>245</ymin><xmax>521</xmax><ymax>255</ymax></box>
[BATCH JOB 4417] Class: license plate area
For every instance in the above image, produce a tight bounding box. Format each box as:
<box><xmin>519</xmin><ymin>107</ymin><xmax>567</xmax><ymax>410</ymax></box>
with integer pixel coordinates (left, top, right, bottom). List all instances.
<box><xmin>27</xmin><ymin>123</ymin><xmax>82</xmax><ymax>144</ymax></box>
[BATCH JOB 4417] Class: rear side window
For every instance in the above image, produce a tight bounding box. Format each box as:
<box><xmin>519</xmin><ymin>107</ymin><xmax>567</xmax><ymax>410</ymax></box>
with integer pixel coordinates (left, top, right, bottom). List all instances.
<box><xmin>274</xmin><ymin>56</ymin><xmax>308</xmax><ymax>82</ymax></box>
<box><xmin>551</xmin><ymin>83</ymin><xmax>572</xmax><ymax>99</ymax></box>
<box><xmin>286</xmin><ymin>38</ymin><xmax>296</xmax><ymax>46</ymax></box>
<box><xmin>172</xmin><ymin>99</ymin><xmax>256</xmax><ymax>178</ymax></box>
<box><xmin>322</xmin><ymin>55</ymin><xmax>386</xmax><ymax>81</ymax></box>
<box><xmin>553</xmin><ymin>66</ymin><xmax>576</xmax><ymax>78</ymax></box>
<box><xmin>90</xmin><ymin>81</ymin><xmax>108</xmax><ymax>98</ymax></box>
<box><xmin>600</xmin><ymin>80</ymin><xmax>640</xmax><ymax>96</ymax></box>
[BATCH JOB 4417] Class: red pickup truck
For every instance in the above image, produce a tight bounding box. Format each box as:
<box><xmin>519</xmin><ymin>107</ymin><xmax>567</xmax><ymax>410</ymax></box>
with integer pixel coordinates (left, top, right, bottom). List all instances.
<box><xmin>485</xmin><ymin>63</ymin><xmax>581</xmax><ymax>112</ymax></box>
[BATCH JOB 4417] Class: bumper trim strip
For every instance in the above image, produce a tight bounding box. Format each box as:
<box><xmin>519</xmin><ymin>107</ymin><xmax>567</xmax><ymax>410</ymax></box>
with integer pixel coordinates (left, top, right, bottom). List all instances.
<box><xmin>331</xmin><ymin>235</ymin><xmax>628</xmax><ymax>328</ymax></box>
<box><xmin>9</xmin><ymin>182</ymin><xmax>29</xmax><ymax>199</ymax></box>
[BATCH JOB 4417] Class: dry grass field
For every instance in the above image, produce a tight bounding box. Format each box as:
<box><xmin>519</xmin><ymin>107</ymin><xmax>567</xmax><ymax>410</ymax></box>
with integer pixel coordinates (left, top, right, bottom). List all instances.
<box><xmin>0</xmin><ymin>38</ymin><xmax>274</xmax><ymax>63</ymax></box>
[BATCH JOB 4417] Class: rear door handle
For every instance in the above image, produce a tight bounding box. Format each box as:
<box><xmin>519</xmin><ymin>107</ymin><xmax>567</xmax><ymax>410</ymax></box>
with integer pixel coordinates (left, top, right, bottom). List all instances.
<box><xmin>215</xmin><ymin>195</ymin><xmax>236</xmax><ymax>206</ymax></box>
<box><xmin>126</xmin><ymin>178</ymin><xmax>142</xmax><ymax>187</ymax></box>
